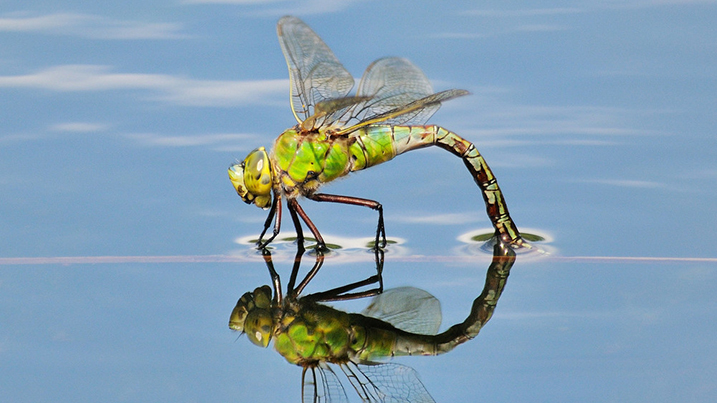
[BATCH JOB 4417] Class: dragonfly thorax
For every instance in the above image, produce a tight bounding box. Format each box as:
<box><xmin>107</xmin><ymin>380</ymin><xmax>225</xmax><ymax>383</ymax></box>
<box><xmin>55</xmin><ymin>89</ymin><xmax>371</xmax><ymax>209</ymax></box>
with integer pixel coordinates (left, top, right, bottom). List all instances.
<box><xmin>271</xmin><ymin>126</ymin><xmax>358</xmax><ymax>199</ymax></box>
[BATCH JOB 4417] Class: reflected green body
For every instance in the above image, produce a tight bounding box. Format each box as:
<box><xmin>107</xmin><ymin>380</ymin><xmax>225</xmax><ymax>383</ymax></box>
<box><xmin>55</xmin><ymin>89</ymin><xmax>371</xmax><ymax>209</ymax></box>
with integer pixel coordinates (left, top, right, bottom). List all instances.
<box><xmin>273</xmin><ymin>299</ymin><xmax>404</xmax><ymax>366</ymax></box>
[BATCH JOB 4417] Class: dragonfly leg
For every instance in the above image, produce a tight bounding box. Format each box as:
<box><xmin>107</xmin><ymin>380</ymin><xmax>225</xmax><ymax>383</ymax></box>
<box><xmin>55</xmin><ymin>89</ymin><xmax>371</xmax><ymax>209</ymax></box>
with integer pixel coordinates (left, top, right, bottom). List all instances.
<box><xmin>286</xmin><ymin>198</ymin><xmax>306</xmax><ymax>246</ymax></box>
<box><xmin>285</xmin><ymin>242</ymin><xmax>306</xmax><ymax>295</ymax></box>
<box><xmin>257</xmin><ymin>193</ymin><xmax>282</xmax><ymax>248</ymax></box>
<box><xmin>287</xmin><ymin>198</ymin><xmax>327</xmax><ymax>251</ymax></box>
<box><xmin>307</xmin><ymin>193</ymin><xmax>386</xmax><ymax>250</ymax></box>
<box><xmin>302</xmin><ymin>248</ymin><xmax>384</xmax><ymax>302</ymax></box>
<box><xmin>260</xmin><ymin>248</ymin><xmax>283</xmax><ymax>304</ymax></box>
<box><xmin>292</xmin><ymin>248</ymin><xmax>325</xmax><ymax>297</ymax></box>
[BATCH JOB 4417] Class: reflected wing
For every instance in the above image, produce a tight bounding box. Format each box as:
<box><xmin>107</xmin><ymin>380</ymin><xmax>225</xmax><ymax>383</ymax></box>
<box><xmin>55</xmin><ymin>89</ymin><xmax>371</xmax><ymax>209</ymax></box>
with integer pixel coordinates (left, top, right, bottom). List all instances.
<box><xmin>361</xmin><ymin>287</ymin><xmax>441</xmax><ymax>335</ymax></box>
<box><xmin>302</xmin><ymin>364</ymin><xmax>349</xmax><ymax>403</ymax></box>
<box><xmin>341</xmin><ymin>362</ymin><xmax>436</xmax><ymax>403</ymax></box>
<box><xmin>277</xmin><ymin>16</ymin><xmax>354</xmax><ymax>125</ymax></box>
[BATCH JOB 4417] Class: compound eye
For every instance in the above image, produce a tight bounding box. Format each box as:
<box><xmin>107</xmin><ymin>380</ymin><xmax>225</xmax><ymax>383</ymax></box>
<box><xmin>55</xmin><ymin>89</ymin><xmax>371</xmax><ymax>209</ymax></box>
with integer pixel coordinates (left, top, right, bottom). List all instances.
<box><xmin>244</xmin><ymin>148</ymin><xmax>273</xmax><ymax>199</ymax></box>
<box><xmin>228</xmin><ymin>162</ymin><xmax>249</xmax><ymax>200</ymax></box>
<box><xmin>244</xmin><ymin>309</ymin><xmax>273</xmax><ymax>348</ymax></box>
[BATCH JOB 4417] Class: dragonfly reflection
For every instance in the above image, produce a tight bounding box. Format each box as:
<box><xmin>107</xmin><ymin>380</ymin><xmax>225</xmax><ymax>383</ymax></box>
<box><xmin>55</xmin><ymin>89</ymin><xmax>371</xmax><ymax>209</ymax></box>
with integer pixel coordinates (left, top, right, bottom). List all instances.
<box><xmin>230</xmin><ymin>243</ymin><xmax>516</xmax><ymax>402</ymax></box>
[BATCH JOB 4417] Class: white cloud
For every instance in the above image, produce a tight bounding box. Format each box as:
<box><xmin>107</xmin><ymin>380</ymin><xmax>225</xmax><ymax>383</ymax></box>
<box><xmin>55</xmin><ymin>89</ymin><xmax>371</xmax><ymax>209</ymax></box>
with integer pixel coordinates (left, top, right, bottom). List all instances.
<box><xmin>182</xmin><ymin>0</ymin><xmax>281</xmax><ymax>3</ymax></box>
<box><xmin>581</xmin><ymin>179</ymin><xmax>666</xmax><ymax>189</ymax></box>
<box><xmin>185</xmin><ymin>0</ymin><xmax>367</xmax><ymax>15</ymax></box>
<box><xmin>49</xmin><ymin>122</ymin><xmax>108</xmax><ymax>132</ymax></box>
<box><xmin>126</xmin><ymin>132</ymin><xmax>257</xmax><ymax>147</ymax></box>
<box><xmin>0</xmin><ymin>65</ymin><xmax>287</xmax><ymax>107</ymax></box>
<box><xmin>0</xmin><ymin>12</ymin><xmax>184</xmax><ymax>39</ymax></box>
<box><xmin>392</xmin><ymin>213</ymin><xmax>482</xmax><ymax>225</ymax></box>
<box><xmin>616</xmin><ymin>0</ymin><xmax>717</xmax><ymax>6</ymax></box>
<box><xmin>456</xmin><ymin>101</ymin><xmax>654</xmax><ymax>139</ymax></box>
<box><xmin>463</xmin><ymin>7</ymin><xmax>584</xmax><ymax>17</ymax></box>
<box><xmin>464</xmin><ymin>1</ymin><xmax>717</xmax><ymax>18</ymax></box>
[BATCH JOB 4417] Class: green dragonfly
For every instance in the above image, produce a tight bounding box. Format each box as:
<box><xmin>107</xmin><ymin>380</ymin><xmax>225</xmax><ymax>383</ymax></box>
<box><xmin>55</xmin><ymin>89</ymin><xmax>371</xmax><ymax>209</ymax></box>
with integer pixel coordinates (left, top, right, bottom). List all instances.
<box><xmin>229</xmin><ymin>16</ymin><xmax>523</xmax><ymax>250</ymax></box>
<box><xmin>229</xmin><ymin>242</ymin><xmax>516</xmax><ymax>402</ymax></box>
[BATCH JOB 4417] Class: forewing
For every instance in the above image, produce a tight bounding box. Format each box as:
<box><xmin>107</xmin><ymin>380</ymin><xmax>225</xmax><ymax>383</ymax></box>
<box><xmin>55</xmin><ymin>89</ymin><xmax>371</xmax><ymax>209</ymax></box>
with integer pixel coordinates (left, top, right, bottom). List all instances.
<box><xmin>335</xmin><ymin>88</ymin><xmax>469</xmax><ymax>136</ymax></box>
<box><xmin>302</xmin><ymin>364</ymin><xmax>349</xmax><ymax>403</ymax></box>
<box><xmin>341</xmin><ymin>362</ymin><xmax>436</xmax><ymax>403</ymax></box>
<box><xmin>373</xmin><ymin>88</ymin><xmax>470</xmax><ymax>127</ymax></box>
<box><xmin>325</xmin><ymin>57</ymin><xmax>430</xmax><ymax>129</ymax></box>
<box><xmin>277</xmin><ymin>16</ymin><xmax>354</xmax><ymax>124</ymax></box>
<box><xmin>361</xmin><ymin>287</ymin><xmax>441</xmax><ymax>335</ymax></box>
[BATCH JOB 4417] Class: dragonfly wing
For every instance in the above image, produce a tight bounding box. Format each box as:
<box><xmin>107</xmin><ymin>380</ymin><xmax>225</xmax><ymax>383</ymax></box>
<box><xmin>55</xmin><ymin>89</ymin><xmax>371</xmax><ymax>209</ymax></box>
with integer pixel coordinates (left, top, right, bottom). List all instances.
<box><xmin>302</xmin><ymin>364</ymin><xmax>350</xmax><ymax>403</ymax></box>
<box><xmin>325</xmin><ymin>57</ymin><xmax>432</xmax><ymax>130</ymax></box>
<box><xmin>361</xmin><ymin>287</ymin><xmax>442</xmax><ymax>335</ymax></box>
<box><xmin>357</xmin><ymin>57</ymin><xmax>436</xmax><ymax>123</ymax></box>
<box><xmin>342</xmin><ymin>362</ymin><xmax>436</xmax><ymax>403</ymax></box>
<box><xmin>337</xmin><ymin>57</ymin><xmax>471</xmax><ymax>135</ymax></box>
<box><xmin>358</xmin><ymin>57</ymin><xmax>433</xmax><ymax>99</ymax></box>
<box><xmin>277</xmin><ymin>16</ymin><xmax>355</xmax><ymax>125</ymax></box>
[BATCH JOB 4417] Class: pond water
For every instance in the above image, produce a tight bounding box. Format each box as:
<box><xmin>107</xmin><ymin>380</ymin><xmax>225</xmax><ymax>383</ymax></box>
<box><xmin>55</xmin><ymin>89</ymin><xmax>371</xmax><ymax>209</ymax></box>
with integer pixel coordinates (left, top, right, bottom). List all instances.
<box><xmin>2</xmin><ymin>2</ymin><xmax>716</xmax><ymax>402</ymax></box>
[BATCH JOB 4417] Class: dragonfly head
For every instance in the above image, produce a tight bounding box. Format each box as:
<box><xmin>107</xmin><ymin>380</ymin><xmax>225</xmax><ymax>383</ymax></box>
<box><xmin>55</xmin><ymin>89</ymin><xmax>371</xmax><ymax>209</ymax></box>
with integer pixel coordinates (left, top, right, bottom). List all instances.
<box><xmin>229</xmin><ymin>285</ymin><xmax>275</xmax><ymax>348</ymax></box>
<box><xmin>228</xmin><ymin>147</ymin><xmax>273</xmax><ymax>209</ymax></box>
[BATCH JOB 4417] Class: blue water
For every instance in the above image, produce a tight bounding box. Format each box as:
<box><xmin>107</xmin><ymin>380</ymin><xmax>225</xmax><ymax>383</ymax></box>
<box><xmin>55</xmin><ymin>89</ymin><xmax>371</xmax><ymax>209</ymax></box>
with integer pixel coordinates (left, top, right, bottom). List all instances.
<box><xmin>2</xmin><ymin>2</ymin><xmax>717</xmax><ymax>402</ymax></box>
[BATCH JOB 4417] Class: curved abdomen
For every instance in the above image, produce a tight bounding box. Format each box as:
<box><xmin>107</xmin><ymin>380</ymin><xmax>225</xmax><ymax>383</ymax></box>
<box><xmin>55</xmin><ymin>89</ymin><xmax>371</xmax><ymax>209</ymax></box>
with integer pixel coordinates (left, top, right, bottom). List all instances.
<box><xmin>351</xmin><ymin>125</ymin><xmax>521</xmax><ymax>244</ymax></box>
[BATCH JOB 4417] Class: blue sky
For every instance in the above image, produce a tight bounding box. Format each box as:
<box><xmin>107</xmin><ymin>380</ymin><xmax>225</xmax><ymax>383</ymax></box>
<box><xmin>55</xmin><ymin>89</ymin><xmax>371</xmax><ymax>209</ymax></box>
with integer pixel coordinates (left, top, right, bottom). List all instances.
<box><xmin>1</xmin><ymin>2</ymin><xmax>717</xmax><ymax>402</ymax></box>
<box><xmin>2</xmin><ymin>0</ymin><xmax>716</xmax><ymax>259</ymax></box>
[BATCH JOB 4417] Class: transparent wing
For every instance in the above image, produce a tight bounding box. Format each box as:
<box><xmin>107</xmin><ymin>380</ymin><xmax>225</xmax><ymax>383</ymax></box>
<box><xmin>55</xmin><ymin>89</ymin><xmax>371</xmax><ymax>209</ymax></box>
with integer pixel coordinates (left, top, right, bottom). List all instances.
<box><xmin>333</xmin><ymin>88</ymin><xmax>469</xmax><ymax>136</ymax></box>
<box><xmin>341</xmin><ymin>362</ymin><xmax>436</xmax><ymax>403</ymax></box>
<box><xmin>361</xmin><ymin>287</ymin><xmax>441</xmax><ymax>335</ymax></box>
<box><xmin>321</xmin><ymin>57</ymin><xmax>431</xmax><ymax>128</ymax></box>
<box><xmin>302</xmin><ymin>363</ymin><xmax>349</xmax><ymax>403</ymax></box>
<box><xmin>355</xmin><ymin>57</ymin><xmax>437</xmax><ymax>124</ymax></box>
<box><xmin>323</xmin><ymin>58</ymin><xmax>468</xmax><ymax>135</ymax></box>
<box><xmin>277</xmin><ymin>16</ymin><xmax>354</xmax><ymax>125</ymax></box>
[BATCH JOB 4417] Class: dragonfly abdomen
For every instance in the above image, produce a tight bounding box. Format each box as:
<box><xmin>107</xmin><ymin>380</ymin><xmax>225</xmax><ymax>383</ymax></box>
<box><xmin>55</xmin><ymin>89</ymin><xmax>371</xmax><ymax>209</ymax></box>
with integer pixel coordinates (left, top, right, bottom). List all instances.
<box><xmin>354</xmin><ymin>124</ymin><xmax>522</xmax><ymax>244</ymax></box>
<box><xmin>433</xmin><ymin>126</ymin><xmax>522</xmax><ymax>244</ymax></box>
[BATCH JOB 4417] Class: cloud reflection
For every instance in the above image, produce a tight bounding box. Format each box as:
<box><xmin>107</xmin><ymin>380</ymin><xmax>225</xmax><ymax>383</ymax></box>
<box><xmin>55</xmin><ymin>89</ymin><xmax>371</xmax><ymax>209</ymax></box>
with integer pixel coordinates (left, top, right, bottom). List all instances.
<box><xmin>0</xmin><ymin>65</ymin><xmax>286</xmax><ymax>107</ymax></box>
<box><xmin>392</xmin><ymin>212</ymin><xmax>482</xmax><ymax>225</ymax></box>
<box><xmin>49</xmin><ymin>122</ymin><xmax>108</xmax><ymax>133</ymax></box>
<box><xmin>0</xmin><ymin>12</ymin><xmax>185</xmax><ymax>39</ymax></box>
<box><xmin>126</xmin><ymin>132</ymin><xmax>258</xmax><ymax>147</ymax></box>
<box><xmin>581</xmin><ymin>179</ymin><xmax>666</xmax><ymax>189</ymax></box>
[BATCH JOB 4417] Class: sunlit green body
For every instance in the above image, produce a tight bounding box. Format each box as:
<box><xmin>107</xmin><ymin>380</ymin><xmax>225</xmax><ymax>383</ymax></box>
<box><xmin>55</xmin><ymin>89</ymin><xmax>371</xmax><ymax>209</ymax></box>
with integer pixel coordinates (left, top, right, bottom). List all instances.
<box><xmin>228</xmin><ymin>15</ymin><xmax>524</xmax><ymax>250</ymax></box>
<box><xmin>272</xmin><ymin>124</ymin><xmax>521</xmax><ymax>243</ymax></box>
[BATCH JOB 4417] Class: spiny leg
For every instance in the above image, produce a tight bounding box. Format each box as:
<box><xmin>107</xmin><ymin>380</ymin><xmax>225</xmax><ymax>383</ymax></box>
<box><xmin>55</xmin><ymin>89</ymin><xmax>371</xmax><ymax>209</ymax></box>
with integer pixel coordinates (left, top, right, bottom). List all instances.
<box><xmin>292</xmin><ymin>249</ymin><xmax>325</xmax><ymax>297</ymax></box>
<box><xmin>303</xmin><ymin>248</ymin><xmax>384</xmax><ymax>302</ymax></box>
<box><xmin>259</xmin><ymin>247</ymin><xmax>282</xmax><ymax>304</ymax></box>
<box><xmin>287</xmin><ymin>198</ymin><xmax>327</xmax><ymax>250</ymax></box>
<box><xmin>286</xmin><ymin>198</ymin><xmax>305</xmax><ymax>245</ymax></box>
<box><xmin>307</xmin><ymin>193</ymin><xmax>386</xmax><ymax>250</ymax></box>
<box><xmin>257</xmin><ymin>193</ymin><xmax>282</xmax><ymax>248</ymax></box>
<box><xmin>286</xmin><ymin>241</ymin><xmax>306</xmax><ymax>295</ymax></box>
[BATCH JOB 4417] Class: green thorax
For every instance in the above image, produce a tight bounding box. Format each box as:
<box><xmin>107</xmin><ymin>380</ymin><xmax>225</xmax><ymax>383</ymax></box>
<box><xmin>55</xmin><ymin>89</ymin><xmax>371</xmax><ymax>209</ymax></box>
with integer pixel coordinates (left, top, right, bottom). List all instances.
<box><xmin>270</xmin><ymin>125</ymin><xmax>436</xmax><ymax>197</ymax></box>
<box><xmin>272</xmin><ymin>300</ymin><xmax>399</xmax><ymax>366</ymax></box>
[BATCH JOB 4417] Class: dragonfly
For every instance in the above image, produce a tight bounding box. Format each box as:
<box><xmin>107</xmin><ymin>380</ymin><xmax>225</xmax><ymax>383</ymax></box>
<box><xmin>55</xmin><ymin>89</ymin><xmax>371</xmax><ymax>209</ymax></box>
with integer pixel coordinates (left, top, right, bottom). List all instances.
<box><xmin>229</xmin><ymin>16</ymin><xmax>523</xmax><ymax>250</ymax></box>
<box><xmin>229</xmin><ymin>241</ymin><xmax>517</xmax><ymax>402</ymax></box>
